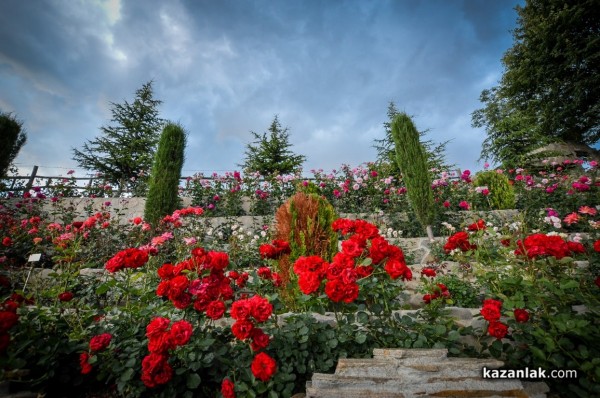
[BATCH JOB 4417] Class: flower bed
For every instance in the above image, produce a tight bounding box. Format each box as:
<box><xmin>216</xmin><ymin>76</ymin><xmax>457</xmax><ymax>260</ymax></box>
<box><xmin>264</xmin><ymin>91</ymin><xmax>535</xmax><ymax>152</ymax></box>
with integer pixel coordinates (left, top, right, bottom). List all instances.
<box><xmin>0</xmin><ymin>160</ymin><xmax>599</xmax><ymax>398</ymax></box>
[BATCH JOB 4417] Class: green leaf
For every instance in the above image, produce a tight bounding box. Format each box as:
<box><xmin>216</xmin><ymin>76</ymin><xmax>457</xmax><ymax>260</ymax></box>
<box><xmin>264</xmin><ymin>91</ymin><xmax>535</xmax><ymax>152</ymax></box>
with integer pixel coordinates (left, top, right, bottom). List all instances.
<box><xmin>530</xmin><ymin>346</ymin><xmax>546</xmax><ymax>361</ymax></box>
<box><xmin>559</xmin><ymin>280</ymin><xmax>579</xmax><ymax>290</ymax></box>
<box><xmin>186</xmin><ymin>373</ymin><xmax>201</xmax><ymax>389</ymax></box>
<box><xmin>355</xmin><ymin>333</ymin><xmax>367</xmax><ymax>344</ymax></box>
<box><xmin>120</xmin><ymin>368</ymin><xmax>134</xmax><ymax>382</ymax></box>
<box><xmin>434</xmin><ymin>325</ymin><xmax>446</xmax><ymax>335</ymax></box>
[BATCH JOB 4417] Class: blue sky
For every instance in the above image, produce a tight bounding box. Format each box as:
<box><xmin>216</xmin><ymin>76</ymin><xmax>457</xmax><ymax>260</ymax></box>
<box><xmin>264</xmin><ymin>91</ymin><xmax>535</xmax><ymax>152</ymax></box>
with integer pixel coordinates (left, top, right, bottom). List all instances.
<box><xmin>0</xmin><ymin>0</ymin><xmax>521</xmax><ymax>177</ymax></box>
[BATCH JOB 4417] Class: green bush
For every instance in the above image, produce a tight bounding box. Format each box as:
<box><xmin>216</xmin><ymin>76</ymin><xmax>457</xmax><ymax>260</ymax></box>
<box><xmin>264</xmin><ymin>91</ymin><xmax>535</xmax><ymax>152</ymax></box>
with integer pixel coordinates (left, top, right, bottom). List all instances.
<box><xmin>472</xmin><ymin>170</ymin><xmax>515</xmax><ymax>210</ymax></box>
<box><xmin>144</xmin><ymin>123</ymin><xmax>186</xmax><ymax>225</ymax></box>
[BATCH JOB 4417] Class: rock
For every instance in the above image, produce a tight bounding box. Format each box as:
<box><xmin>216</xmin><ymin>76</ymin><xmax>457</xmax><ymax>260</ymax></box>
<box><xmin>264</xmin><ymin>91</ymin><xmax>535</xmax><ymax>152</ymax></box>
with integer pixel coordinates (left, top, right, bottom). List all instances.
<box><xmin>306</xmin><ymin>348</ymin><xmax>547</xmax><ymax>398</ymax></box>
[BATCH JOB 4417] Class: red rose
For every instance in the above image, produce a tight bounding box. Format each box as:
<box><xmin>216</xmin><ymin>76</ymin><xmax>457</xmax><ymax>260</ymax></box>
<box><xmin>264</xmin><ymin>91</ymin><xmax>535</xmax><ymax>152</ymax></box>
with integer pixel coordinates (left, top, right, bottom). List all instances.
<box><xmin>0</xmin><ymin>311</ymin><xmax>18</xmax><ymax>333</ymax></box>
<box><xmin>167</xmin><ymin>275</ymin><xmax>190</xmax><ymax>298</ymax></box>
<box><xmin>515</xmin><ymin>234</ymin><xmax>570</xmax><ymax>259</ymax></box>
<box><xmin>79</xmin><ymin>352</ymin><xmax>93</xmax><ymax>375</ymax></box>
<box><xmin>384</xmin><ymin>258</ymin><xmax>411</xmax><ymax>280</ymax></box>
<box><xmin>206</xmin><ymin>300</ymin><xmax>226</xmax><ymax>320</ymax></box>
<box><xmin>488</xmin><ymin>321</ymin><xmax>508</xmax><ymax>340</ymax></box>
<box><xmin>257</xmin><ymin>267</ymin><xmax>272</xmax><ymax>279</ymax></box>
<box><xmin>232</xmin><ymin>320</ymin><xmax>254</xmax><ymax>340</ymax></box>
<box><xmin>332</xmin><ymin>218</ymin><xmax>356</xmax><ymax>234</ymax></box>
<box><xmin>355</xmin><ymin>265</ymin><xmax>373</xmax><ymax>278</ymax></box>
<box><xmin>251</xmin><ymin>352</ymin><xmax>277</xmax><ymax>382</ymax></box>
<box><xmin>421</xmin><ymin>268</ymin><xmax>436</xmax><ymax>278</ymax></box>
<box><xmin>228</xmin><ymin>270</ymin><xmax>240</xmax><ymax>279</ymax></box>
<box><xmin>423</xmin><ymin>294</ymin><xmax>434</xmax><ymax>304</ymax></box>
<box><xmin>105</xmin><ymin>248</ymin><xmax>148</xmax><ymax>272</ymax></box>
<box><xmin>89</xmin><ymin>333</ymin><xmax>112</xmax><ymax>352</ymax></box>
<box><xmin>146</xmin><ymin>317</ymin><xmax>171</xmax><ymax>340</ymax></box>
<box><xmin>250</xmin><ymin>328</ymin><xmax>271</xmax><ymax>351</ymax></box>
<box><xmin>368</xmin><ymin>236</ymin><xmax>391</xmax><ymax>265</ymax></box>
<box><xmin>593</xmin><ymin>240</ymin><xmax>600</xmax><ymax>253</ymax></box>
<box><xmin>2</xmin><ymin>237</ymin><xmax>12</xmax><ymax>247</ymax></box>
<box><xmin>480</xmin><ymin>305</ymin><xmax>501</xmax><ymax>322</ymax></box>
<box><xmin>467</xmin><ymin>219</ymin><xmax>486</xmax><ymax>231</ymax></box>
<box><xmin>444</xmin><ymin>231</ymin><xmax>476</xmax><ymax>253</ymax></box>
<box><xmin>236</xmin><ymin>272</ymin><xmax>249</xmax><ymax>288</ymax></box>
<box><xmin>272</xmin><ymin>239</ymin><xmax>291</xmax><ymax>255</ymax></box>
<box><xmin>141</xmin><ymin>353</ymin><xmax>173</xmax><ymax>388</ymax></box>
<box><xmin>259</xmin><ymin>244</ymin><xmax>278</xmax><ymax>259</ymax></box>
<box><xmin>157</xmin><ymin>263</ymin><xmax>175</xmax><ymax>280</ymax></box>
<box><xmin>513</xmin><ymin>309</ymin><xmax>530</xmax><ymax>323</ymax></box>
<box><xmin>341</xmin><ymin>237</ymin><xmax>365</xmax><ymax>258</ymax></box>
<box><xmin>567</xmin><ymin>241</ymin><xmax>585</xmax><ymax>254</ymax></box>
<box><xmin>221</xmin><ymin>378</ymin><xmax>236</xmax><ymax>398</ymax></box>
<box><xmin>271</xmin><ymin>272</ymin><xmax>283</xmax><ymax>287</ymax></box>
<box><xmin>170</xmin><ymin>320</ymin><xmax>193</xmax><ymax>346</ymax></box>
<box><xmin>249</xmin><ymin>295</ymin><xmax>273</xmax><ymax>323</ymax></box>
<box><xmin>294</xmin><ymin>255</ymin><xmax>327</xmax><ymax>276</ymax></box>
<box><xmin>58</xmin><ymin>291</ymin><xmax>74</xmax><ymax>302</ymax></box>
<box><xmin>208</xmin><ymin>251</ymin><xmax>229</xmax><ymax>271</ymax></box>
<box><xmin>482</xmin><ymin>299</ymin><xmax>503</xmax><ymax>309</ymax></box>
<box><xmin>595</xmin><ymin>276</ymin><xmax>600</xmax><ymax>288</ymax></box>
<box><xmin>298</xmin><ymin>272</ymin><xmax>322</xmax><ymax>295</ymax></box>
<box><xmin>324</xmin><ymin>279</ymin><xmax>359</xmax><ymax>303</ymax></box>
<box><xmin>230</xmin><ymin>300</ymin><xmax>252</xmax><ymax>321</ymax></box>
<box><xmin>171</xmin><ymin>293</ymin><xmax>192</xmax><ymax>310</ymax></box>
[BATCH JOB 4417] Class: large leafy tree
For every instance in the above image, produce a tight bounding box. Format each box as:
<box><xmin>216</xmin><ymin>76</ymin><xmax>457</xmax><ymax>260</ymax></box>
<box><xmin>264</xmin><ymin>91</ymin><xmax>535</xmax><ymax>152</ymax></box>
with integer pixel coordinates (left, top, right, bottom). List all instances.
<box><xmin>473</xmin><ymin>0</ymin><xmax>600</xmax><ymax>166</ymax></box>
<box><xmin>0</xmin><ymin>111</ymin><xmax>27</xmax><ymax>178</ymax></box>
<box><xmin>72</xmin><ymin>81</ymin><xmax>165</xmax><ymax>195</ymax></box>
<box><xmin>373</xmin><ymin>102</ymin><xmax>451</xmax><ymax>174</ymax></box>
<box><xmin>239</xmin><ymin>116</ymin><xmax>305</xmax><ymax>175</ymax></box>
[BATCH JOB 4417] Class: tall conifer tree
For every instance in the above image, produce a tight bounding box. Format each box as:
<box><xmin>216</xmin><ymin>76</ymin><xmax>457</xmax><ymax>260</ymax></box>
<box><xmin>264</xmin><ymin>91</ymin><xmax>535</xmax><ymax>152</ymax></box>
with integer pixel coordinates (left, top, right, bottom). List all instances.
<box><xmin>72</xmin><ymin>81</ymin><xmax>164</xmax><ymax>195</ymax></box>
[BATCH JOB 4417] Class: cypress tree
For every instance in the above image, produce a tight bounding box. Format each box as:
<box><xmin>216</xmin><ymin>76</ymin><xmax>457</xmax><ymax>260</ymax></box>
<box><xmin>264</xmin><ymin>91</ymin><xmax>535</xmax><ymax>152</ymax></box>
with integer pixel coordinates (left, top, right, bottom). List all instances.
<box><xmin>391</xmin><ymin>113</ymin><xmax>435</xmax><ymax>240</ymax></box>
<box><xmin>144</xmin><ymin>123</ymin><xmax>187</xmax><ymax>226</ymax></box>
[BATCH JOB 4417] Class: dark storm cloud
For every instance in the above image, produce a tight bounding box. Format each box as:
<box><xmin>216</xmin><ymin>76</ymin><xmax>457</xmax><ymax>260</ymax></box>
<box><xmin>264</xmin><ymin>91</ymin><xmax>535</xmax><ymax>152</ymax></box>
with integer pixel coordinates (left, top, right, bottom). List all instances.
<box><xmin>0</xmin><ymin>0</ymin><xmax>522</xmax><ymax>176</ymax></box>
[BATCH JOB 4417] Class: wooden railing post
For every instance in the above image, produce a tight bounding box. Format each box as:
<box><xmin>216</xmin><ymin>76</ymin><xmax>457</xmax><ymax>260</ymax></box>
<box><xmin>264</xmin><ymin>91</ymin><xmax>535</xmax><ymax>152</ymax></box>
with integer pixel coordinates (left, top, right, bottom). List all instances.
<box><xmin>25</xmin><ymin>165</ymin><xmax>38</xmax><ymax>191</ymax></box>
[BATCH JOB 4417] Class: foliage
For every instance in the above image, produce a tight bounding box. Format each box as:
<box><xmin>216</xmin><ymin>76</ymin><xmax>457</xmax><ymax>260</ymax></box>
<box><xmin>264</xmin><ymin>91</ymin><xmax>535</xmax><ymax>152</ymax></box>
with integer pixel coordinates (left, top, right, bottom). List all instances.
<box><xmin>373</xmin><ymin>102</ymin><xmax>452</xmax><ymax>174</ymax></box>
<box><xmin>473</xmin><ymin>0</ymin><xmax>600</xmax><ymax>166</ymax></box>
<box><xmin>239</xmin><ymin>116</ymin><xmax>305</xmax><ymax>176</ymax></box>
<box><xmin>391</xmin><ymin>113</ymin><xmax>435</xmax><ymax>238</ymax></box>
<box><xmin>0</xmin><ymin>112</ymin><xmax>27</xmax><ymax>178</ymax></box>
<box><xmin>72</xmin><ymin>81</ymin><xmax>165</xmax><ymax>196</ymax></box>
<box><xmin>1</xmin><ymin>163</ymin><xmax>599</xmax><ymax>396</ymax></box>
<box><xmin>472</xmin><ymin>170</ymin><xmax>515</xmax><ymax>210</ymax></box>
<box><xmin>273</xmin><ymin>192</ymin><xmax>338</xmax><ymax>309</ymax></box>
<box><xmin>144</xmin><ymin>123</ymin><xmax>187</xmax><ymax>226</ymax></box>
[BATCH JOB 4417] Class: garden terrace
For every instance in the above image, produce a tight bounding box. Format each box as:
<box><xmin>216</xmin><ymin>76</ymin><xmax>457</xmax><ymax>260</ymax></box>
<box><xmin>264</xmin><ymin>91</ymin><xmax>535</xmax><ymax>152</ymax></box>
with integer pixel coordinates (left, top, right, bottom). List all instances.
<box><xmin>0</xmin><ymin>160</ymin><xmax>598</xmax><ymax>398</ymax></box>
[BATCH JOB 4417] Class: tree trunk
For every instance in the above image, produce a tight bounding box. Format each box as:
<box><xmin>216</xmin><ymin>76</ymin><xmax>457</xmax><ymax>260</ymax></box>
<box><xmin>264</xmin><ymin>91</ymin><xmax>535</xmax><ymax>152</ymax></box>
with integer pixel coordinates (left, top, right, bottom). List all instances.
<box><xmin>426</xmin><ymin>225</ymin><xmax>434</xmax><ymax>242</ymax></box>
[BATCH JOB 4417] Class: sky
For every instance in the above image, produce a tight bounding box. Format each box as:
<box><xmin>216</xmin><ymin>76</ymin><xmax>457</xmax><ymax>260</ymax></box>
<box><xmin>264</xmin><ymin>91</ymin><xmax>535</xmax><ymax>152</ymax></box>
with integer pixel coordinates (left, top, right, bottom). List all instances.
<box><xmin>0</xmin><ymin>0</ymin><xmax>522</xmax><ymax>178</ymax></box>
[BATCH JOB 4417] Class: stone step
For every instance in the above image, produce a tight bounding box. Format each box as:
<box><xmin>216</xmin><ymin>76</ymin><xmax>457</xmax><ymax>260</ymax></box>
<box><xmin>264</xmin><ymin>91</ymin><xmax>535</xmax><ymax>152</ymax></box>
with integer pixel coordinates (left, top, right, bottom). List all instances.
<box><xmin>307</xmin><ymin>373</ymin><xmax>527</xmax><ymax>397</ymax></box>
<box><xmin>306</xmin><ymin>349</ymin><xmax>547</xmax><ymax>398</ymax></box>
<box><xmin>373</xmin><ymin>348</ymin><xmax>449</xmax><ymax>359</ymax></box>
<box><xmin>335</xmin><ymin>357</ymin><xmax>505</xmax><ymax>379</ymax></box>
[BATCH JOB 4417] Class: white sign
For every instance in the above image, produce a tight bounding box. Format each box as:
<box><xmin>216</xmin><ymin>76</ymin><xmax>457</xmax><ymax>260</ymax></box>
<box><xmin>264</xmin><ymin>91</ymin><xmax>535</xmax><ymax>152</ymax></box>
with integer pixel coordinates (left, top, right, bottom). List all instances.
<box><xmin>28</xmin><ymin>253</ymin><xmax>42</xmax><ymax>262</ymax></box>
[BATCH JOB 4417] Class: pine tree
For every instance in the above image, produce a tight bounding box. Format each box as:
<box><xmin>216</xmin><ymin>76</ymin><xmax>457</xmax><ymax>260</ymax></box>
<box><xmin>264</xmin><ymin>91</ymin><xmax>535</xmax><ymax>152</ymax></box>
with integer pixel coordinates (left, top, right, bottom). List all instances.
<box><xmin>72</xmin><ymin>81</ymin><xmax>164</xmax><ymax>195</ymax></box>
<box><xmin>144</xmin><ymin>123</ymin><xmax>187</xmax><ymax>226</ymax></box>
<box><xmin>239</xmin><ymin>116</ymin><xmax>305</xmax><ymax>176</ymax></box>
<box><xmin>0</xmin><ymin>111</ymin><xmax>27</xmax><ymax>178</ymax></box>
<box><xmin>391</xmin><ymin>113</ymin><xmax>435</xmax><ymax>240</ymax></box>
<box><xmin>373</xmin><ymin>102</ymin><xmax>451</xmax><ymax>174</ymax></box>
<box><xmin>473</xmin><ymin>0</ymin><xmax>600</xmax><ymax>166</ymax></box>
